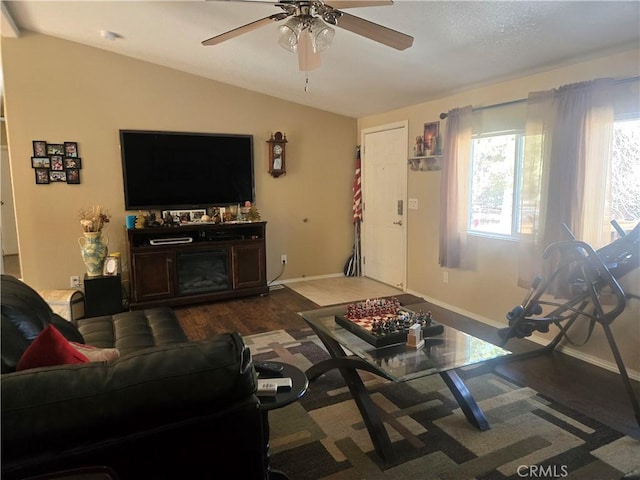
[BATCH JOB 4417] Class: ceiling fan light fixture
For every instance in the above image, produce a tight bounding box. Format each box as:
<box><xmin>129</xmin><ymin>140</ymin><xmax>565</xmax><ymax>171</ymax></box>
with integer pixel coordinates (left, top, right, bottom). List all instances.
<box><xmin>277</xmin><ymin>17</ymin><xmax>303</xmax><ymax>52</ymax></box>
<box><xmin>309</xmin><ymin>17</ymin><xmax>334</xmax><ymax>53</ymax></box>
<box><xmin>298</xmin><ymin>30</ymin><xmax>321</xmax><ymax>72</ymax></box>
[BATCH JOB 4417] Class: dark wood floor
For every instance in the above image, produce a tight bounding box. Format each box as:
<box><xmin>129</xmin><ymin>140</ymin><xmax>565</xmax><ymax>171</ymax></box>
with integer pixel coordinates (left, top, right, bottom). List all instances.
<box><xmin>173</xmin><ymin>286</ymin><xmax>640</xmax><ymax>439</ymax></box>
<box><xmin>173</xmin><ymin>286</ymin><xmax>314</xmax><ymax>339</ymax></box>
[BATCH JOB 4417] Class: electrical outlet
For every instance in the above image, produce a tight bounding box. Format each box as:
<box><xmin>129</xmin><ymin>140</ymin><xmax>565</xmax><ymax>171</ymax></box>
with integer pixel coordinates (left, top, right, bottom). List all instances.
<box><xmin>70</xmin><ymin>275</ymin><xmax>80</xmax><ymax>288</ymax></box>
<box><xmin>442</xmin><ymin>271</ymin><xmax>449</xmax><ymax>284</ymax></box>
<box><xmin>281</xmin><ymin>254</ymin><xmax>287</xmax><ymax>264</ymax></box>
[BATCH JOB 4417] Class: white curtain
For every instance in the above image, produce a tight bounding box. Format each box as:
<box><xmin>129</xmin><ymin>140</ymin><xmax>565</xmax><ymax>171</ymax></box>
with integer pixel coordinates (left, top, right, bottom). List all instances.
<box><xmin>439</xmin><ymin>106</ymin><xmax>472</xmax><ymax>268</ymax></box>
<box><xmin>518</xmin><ymin>78</ymin><xmax>615</xmax><ymax>286</ymax></box>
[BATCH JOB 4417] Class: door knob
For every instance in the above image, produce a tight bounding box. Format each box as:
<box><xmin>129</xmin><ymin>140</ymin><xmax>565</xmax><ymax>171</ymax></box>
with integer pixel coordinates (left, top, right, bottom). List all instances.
<box><xmin>393</xmin><ymin>220</ymin><xmax>403</xmax><ymax>226</ymax></box>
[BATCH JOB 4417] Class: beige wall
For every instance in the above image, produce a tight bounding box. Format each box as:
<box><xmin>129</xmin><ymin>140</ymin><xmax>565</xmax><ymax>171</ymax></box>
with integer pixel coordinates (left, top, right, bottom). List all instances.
<box><xmin>2</xmin><ymin>32</ymin><xmax>357</xmax><ymax>290</ymax></box>
<box><xmin>359</xmin><ymin>47</ymin><xmax>640</xmax><ymax>376</ymax></box>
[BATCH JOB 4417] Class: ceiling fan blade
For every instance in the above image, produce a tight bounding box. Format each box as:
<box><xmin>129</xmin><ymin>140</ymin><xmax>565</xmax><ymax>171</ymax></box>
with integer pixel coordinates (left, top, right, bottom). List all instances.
<box><xmin>326</xmin><ymin>1</ymin><xmax>393</xmax><ymax>9</ymax></box>
<box><xmin>202</xmin><ymin>13</ymin><xmax>288</xmax><ymax>46</ymax></box>
<box><xmin>335</xmin><ymin>11</ymin><xmax>413</xmax><ymax>50</ymax></box>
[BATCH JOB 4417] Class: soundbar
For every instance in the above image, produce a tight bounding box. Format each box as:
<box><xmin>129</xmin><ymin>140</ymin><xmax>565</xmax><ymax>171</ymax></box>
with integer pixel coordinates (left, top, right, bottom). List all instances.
<box><xmin>149</xmin><ymin>237</ymin><xmax>193</xmax><ymax>246</ymax></box>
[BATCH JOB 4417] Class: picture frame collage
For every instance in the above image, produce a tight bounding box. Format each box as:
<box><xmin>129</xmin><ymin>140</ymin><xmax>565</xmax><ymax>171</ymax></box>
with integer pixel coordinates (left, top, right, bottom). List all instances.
<box><xmin>32</xmin><ymin>140</ymin><xmax>82</xmax><ymax>184</ymax></box>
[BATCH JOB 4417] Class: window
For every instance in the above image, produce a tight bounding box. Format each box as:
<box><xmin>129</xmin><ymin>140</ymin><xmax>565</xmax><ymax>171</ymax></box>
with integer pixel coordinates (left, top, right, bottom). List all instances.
<box><xmin>468</xmin><ymin>117</ymin><xmax>640</xmax><ymax>239</ymax></box>
<box><xmin>609</xmin><ymin>116</ymin><xmax>640</xmax><ymax>236</ymax></box>
<box><xmin>468</xmin><ymin>131</ymin><xmax>523</xmax><ymax>237</ymax></box>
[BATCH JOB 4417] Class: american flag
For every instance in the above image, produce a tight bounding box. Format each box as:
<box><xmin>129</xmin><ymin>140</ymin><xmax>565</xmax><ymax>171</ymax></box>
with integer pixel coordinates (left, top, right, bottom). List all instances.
<box><xmin>353</xmin><ymin>147</ymin><xmax>362</xmax><ymax>223</ymax></box>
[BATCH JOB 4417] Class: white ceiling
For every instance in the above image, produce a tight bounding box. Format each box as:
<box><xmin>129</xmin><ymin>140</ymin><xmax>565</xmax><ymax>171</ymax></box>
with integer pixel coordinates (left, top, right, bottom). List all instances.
<box><xmin>2</xmin><ymin>1</ymin><xmax>639</xmax><ymax>118</ymax></box>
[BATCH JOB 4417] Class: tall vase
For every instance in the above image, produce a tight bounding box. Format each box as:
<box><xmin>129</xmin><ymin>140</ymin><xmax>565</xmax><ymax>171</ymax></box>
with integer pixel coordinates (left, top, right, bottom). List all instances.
<box><xmin>78</xmin><ymin>231</ymin><xmax>109</xmax><ymax>277</ymax></box>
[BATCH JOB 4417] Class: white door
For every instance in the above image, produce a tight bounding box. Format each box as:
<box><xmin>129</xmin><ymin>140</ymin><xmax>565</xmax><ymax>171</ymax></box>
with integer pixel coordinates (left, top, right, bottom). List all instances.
<box><xmin>361</xmin><ymin>121</ymin><xmax>408</xmax><ymax>289</ymax></box>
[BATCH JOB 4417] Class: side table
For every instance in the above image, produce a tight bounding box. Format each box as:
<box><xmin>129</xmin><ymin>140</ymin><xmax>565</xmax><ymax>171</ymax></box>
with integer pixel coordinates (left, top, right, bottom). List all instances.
<box><xmin>83</xmin><ymin>274</ymin><xmax>124</xmax><ymax>317</ymax></box>
<box><xmin>257</xmin><ymin>361</ymin><xmax>308</xmax><ymax>480</ymax></box>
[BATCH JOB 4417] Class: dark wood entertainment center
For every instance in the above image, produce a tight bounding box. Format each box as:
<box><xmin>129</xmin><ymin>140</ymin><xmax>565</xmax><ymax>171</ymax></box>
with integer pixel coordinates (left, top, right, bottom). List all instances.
<box><xmin>126</xmin><ymin>221</ymin><xmax>267</xmax><ymax>309</ymax></box>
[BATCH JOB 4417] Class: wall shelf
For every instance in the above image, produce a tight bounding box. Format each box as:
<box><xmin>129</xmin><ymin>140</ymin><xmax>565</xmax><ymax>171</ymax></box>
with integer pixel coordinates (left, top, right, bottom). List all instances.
<box><xmin>408</xmin><ymin>155</ymin><xmax>442</xmax><ymax>171</ymax></box>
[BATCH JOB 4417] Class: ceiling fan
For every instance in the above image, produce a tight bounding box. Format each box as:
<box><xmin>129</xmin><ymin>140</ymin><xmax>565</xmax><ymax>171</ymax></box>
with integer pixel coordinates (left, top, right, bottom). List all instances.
<box><xmin>202</xmin><ymin>0</ymin><xmax>414</xmax><ymax>71</ymax></box>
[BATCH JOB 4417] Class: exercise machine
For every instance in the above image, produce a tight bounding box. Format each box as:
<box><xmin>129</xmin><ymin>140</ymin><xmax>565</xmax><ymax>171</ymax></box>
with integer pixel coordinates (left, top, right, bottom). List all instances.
<box><xmin>498</xmin><ymin>221</ymin><xmax>640</xmax><ymax>427</ymax></box>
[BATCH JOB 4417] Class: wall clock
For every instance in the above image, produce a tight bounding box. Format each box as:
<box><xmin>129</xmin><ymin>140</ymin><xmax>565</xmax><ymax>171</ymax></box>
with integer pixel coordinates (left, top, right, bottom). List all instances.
<box><xmin>267</xmin><ymin>131</ymin><xmax>287</xmax><ymax>178</ymax></box>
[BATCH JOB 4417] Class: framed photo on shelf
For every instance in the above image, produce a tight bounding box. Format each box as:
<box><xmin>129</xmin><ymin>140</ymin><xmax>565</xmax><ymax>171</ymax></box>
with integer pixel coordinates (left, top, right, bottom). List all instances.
<box><xmin>166</xmin><ymin>209</ymin><xmax>206</xmax><ymax>223</ymax></box>
<box><xmin>423</xmin><ymin>121</ymin><xmax>440</xmax><ymax>155</ymax></box>
<box><xmin>64</xmin><ymin>157</ymin><xmax>82</xmax><ymax>169</ymax></box>
<box><xmin>47</xmin><ymin>143</ymin><xmax>65</xmax><ymax>156</ymax></box>
<box><xmin>64</xmin><ymin>141</ymin><xmax>78</xmax><ymax>157</ymax></box>
<box><xmin>103</xmin><ymin>256</ymin><xmax>120</xmax><ymax>276</ymax></box>
<box><xmin>32</xmin><ymin>157</ymin><xmax>51</xmax><ymax>169</ymax></box>
<box><xmin>190</xmin><ymin>209</ymin><xmax>206</xmax><ymax>221</ymax></box>
<box><xmin>66</xmin><ymin>168</ymin><xmax>80</xmax><ymax>184</ymax></box>
<box><xmin>35</xmin><ymin>168</ymin><xmax>50</xmax><ymax>184</ymax></box>
<box><xmin>32</xmin><ymin>140</ymin><xmax>47</xmax><ymax>158</ymax></box>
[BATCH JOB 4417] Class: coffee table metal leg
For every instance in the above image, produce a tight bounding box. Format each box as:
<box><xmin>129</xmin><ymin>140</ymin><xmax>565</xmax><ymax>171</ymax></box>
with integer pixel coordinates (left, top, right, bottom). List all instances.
<box><xmin>440</xmin><ymin>370</ymin><xmax>490</xmax><ymax>431</ymax></box>
<box><xmin>336</xmin><ymin>365</ymin><xmax>398</xmax><ymax>464</ymax></box>
<box><xmin>305</xmin><ymin>327</ymin><xmax>398</xmax><ymax>464</ymax></box>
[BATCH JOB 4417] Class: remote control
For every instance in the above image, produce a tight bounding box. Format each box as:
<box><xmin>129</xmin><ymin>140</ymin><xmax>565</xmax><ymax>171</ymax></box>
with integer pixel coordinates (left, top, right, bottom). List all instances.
<box><xmin>254</xmin><ymin>361</ymin><xmax>284</xmax><ymax>374</ymax></box>
<box><xmin>256</xmin><ymin>382</ymin><xmax>278</xmax><ymax>396</ymax></box>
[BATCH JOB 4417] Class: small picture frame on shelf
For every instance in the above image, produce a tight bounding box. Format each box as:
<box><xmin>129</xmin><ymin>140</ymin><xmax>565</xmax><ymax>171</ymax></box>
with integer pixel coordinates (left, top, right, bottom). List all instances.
<box><xmin>64</xmin><ymin>157</ymin><xmax>82</xmax><ymax>169</ymax></box>
<box><xmin>32</xmin><ymin>140</ymin><xmax>47</xmax><ymax>158</ymax></box>
<box><xmin>190</xmin><ymin>209</ymin><xmax>206</xmax><ymax>221</ymax></box>
<box><xmin>66</xmin><ymin>168</ymin><xmax>80</xmax><ymax>184</ymax></box>
<box><xmin>32</xmin><ymin>157</ymin><xmax>51</xmax><ymax>169</ymax></box>
<box><xmin>64</xmin><ymin>142</ymin><xmax>78</xmax><ymax>157</ymax></box>
<box><xmin>47</xmin><ymin>143</ymin><xmax>64</xmax><ymax>156</ymax></box>
<box><xmin>103</xmin><ymin>256</ymin><xmax>120</xmax><ymax>276</ymax></box>
<box><xmin>35</xmin><ymin>168</ymin><xmax>50</xmax><ymax>184</ymax></box>
<box><xmin>51</xmin><ymin>155</ymin><xmax>64</xmax><ymax>170</ymax></box>
<box><xmin>423</xmin><ymin>121</ymin><xmax>440</xmax><ymax>155</ymax></box>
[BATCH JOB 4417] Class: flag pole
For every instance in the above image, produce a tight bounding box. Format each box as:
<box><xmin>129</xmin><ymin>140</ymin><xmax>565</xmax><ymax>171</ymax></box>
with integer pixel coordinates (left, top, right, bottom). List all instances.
<box><xmin>353</xmin><ymin>146</ymin><xmax>363</xmax><ymax>277</ymax></box>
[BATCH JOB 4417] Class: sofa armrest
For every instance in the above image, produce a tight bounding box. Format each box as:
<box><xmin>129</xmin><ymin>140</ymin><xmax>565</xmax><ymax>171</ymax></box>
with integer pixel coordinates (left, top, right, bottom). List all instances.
<box><xmin>1</xmin><ymin>332</ymin><xmax>257</xmax><ymax>460</ymax></box>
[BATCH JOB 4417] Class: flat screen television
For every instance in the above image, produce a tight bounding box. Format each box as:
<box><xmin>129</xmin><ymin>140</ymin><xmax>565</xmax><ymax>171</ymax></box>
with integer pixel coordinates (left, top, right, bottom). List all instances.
<box><xmin>119</xmin><ymin>130</ymin><xmax>255</xmax><ymax>210</ymax></box>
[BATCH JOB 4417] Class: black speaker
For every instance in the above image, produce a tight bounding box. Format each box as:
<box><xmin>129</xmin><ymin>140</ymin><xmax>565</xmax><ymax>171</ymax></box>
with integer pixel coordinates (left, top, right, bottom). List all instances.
<box><xmin>84</xmin><ymin>274</ymin><xmax>124</xmax><ymax>317</ymax></box>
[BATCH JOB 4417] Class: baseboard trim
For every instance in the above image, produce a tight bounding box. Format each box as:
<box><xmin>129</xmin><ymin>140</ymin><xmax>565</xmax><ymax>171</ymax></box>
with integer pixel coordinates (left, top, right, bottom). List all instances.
<box><xmin>272</xmin><ymin>272</ymin><xmax>344</xmax><ymax>286</ymax></box>
<box><xmin>406</xmin><ymin>288</ymin><xmax>640</xmax><ymax>382</ymax></box>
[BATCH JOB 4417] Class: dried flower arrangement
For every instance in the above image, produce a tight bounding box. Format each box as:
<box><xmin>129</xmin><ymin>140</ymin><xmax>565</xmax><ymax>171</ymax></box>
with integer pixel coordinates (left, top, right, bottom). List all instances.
<box><xmin>79</xmin><ymin>205</ymin><xmax>111</xmax><ymax>233</ymax></box>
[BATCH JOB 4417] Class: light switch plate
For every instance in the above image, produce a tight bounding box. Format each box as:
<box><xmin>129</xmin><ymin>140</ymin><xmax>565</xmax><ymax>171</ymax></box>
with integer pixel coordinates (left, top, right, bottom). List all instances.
<box><xmin>408</xmin><ymin>198</ymin><xmax>418</xmax><ymax>210</ymax></box>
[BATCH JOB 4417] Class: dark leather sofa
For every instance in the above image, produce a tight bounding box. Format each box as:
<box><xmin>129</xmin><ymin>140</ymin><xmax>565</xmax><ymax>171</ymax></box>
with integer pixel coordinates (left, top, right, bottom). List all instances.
<box><xmin>1</xmin><ymin>274</ymin><xmax>266</xmax><ymax>479</ymax></box>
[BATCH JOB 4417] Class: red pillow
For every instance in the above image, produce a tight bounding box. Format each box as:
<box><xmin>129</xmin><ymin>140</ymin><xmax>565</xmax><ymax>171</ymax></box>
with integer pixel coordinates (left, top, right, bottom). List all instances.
<box><xmin>17</xmin><ymin>324</ymin><xmax>89</xmax><ymax>371</ymax></box>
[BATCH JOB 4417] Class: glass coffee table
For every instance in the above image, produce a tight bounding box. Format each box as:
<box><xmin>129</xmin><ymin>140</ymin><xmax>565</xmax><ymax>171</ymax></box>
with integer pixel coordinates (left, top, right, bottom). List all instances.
<box><xmin>299</xmin><ymin>304</ymin><xmax>511</xmax><ymax>464</ymax></box>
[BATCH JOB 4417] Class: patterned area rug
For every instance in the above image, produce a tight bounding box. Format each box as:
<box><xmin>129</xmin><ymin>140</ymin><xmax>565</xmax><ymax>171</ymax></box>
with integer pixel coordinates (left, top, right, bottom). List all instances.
<box><xmin>245</xmin><ymin>328</ymin><xmax>640</xmax><ymax>480</ymax></box>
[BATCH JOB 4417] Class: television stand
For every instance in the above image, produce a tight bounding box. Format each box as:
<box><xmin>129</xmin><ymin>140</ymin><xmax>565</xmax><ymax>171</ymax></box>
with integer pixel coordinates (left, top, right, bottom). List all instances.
<box><xmin>126</xmin><ymin>221</ymin><xmax>267</xmax><ymax>309</ymax></box>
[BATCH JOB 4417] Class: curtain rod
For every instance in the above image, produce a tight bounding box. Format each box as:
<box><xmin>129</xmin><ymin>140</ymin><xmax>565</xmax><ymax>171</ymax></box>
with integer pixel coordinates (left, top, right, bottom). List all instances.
<box><xmin>438</xmin><ymin>76</ymin><xmax>640</xmax><ymax>120</ymax></box>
